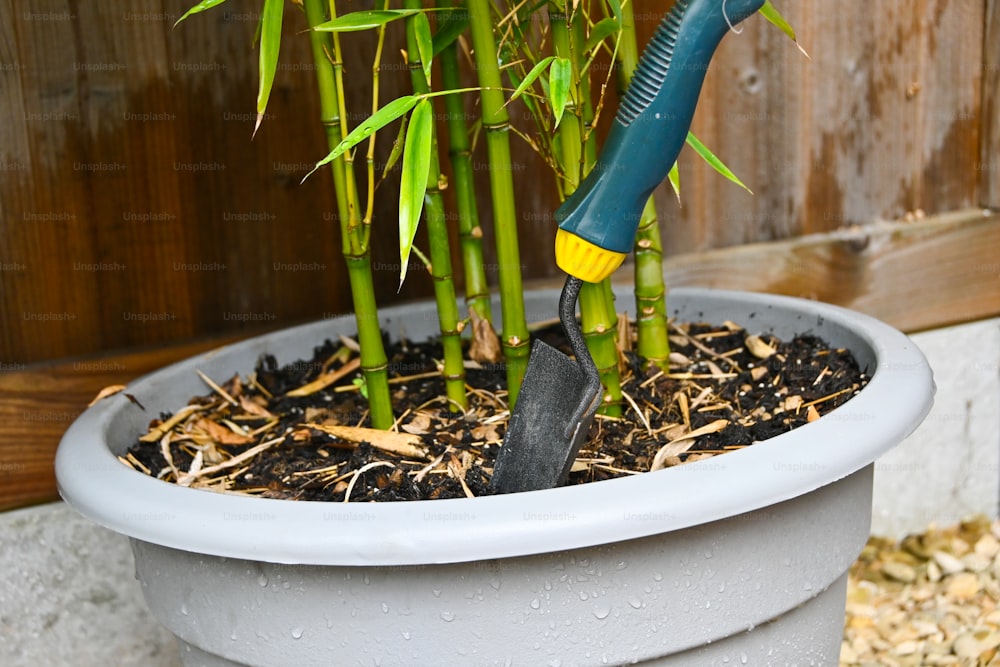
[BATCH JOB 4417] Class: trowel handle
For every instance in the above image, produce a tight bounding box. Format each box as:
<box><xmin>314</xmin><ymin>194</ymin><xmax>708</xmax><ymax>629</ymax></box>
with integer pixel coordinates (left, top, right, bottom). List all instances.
<box><xmin>555</xmin><ymin>0</ymin><xmax>765</xmax><ymax>283</ymax></box>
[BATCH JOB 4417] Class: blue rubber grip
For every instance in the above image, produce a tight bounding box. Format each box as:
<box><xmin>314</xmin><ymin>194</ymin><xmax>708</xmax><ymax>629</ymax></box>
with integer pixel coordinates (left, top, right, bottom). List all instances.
<box><xmin>556</xmin><ymin>0</ymin><xmax>765</xmax><ymax>255</ymax></box>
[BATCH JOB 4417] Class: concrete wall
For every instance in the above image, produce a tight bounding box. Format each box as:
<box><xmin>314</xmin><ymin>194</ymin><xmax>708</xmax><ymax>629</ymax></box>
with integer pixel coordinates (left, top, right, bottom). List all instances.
<box><xmin>2</xmin><ymin>318</ymin><xmax>997</xmax><ymax>666</ymax></box>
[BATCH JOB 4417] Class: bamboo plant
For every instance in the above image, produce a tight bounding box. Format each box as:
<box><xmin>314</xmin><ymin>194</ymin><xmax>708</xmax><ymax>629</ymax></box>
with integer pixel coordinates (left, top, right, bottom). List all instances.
<box><xmin>175</xmin><ymin>0</ymin><xmax>799</xmax><ymax>430</ymax></box>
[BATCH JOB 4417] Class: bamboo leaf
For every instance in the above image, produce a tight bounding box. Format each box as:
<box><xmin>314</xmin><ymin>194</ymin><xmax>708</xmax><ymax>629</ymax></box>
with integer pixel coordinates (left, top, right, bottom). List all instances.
<box><xmin>413</xmin><ymin>11</ymin><xmax>434</xmax><ymax>85</ymax></box>
<box><xmin>254</xmin><ymin>0</ymin><xmax>283</xmax><ymax>137</ymax></box>
<box><xmin>667</xmin><ymin>161</ymin><xmax>681</xmax><ymax>203</ymax></box>
<box><xmin>548</xmin><ymin>57</ymin><xmax>572</xmax><ymax>129</ymax></box>
<box><xmin>432</xmin><ymin>8</ymin><xmax>468</xmax><ymax>56</ymax></box>
<box><xmin>584</xmin><ymin>17</ymin><xmax>620</xmax><ymax>54</ymax></box>
<box><xmin>604</xmin><ymin>0</ymin><xmax>623</xmax><ymax>24</ymax></box>
<box><xmin>382</xmin><ymin>114</ymin><xmax>409</xmax><ymax>178</ymax></box>
<box><xmin>685</xmin><ymin>132</ymin><xmax>752</xmax><ymax>194</ymax></box>
<box><xmin>304</xmin><ymin>95</ymin><xmax>421</xmax><ymax>181</ymax></box>
<box><xmin>398</xmin><ymin>99</ymin><xmax>434</xmax><ymax>288</ymax></box>
<box><xmin>507</xmin><ymin>56</ymin><xmax>555</xmax><ymax>104</ymax></box>
<box><xmin>312</xmin><ymin>9</ymin><xmax>423</xmax><ymax>32</ymax></box>
<box><xmin>174</xmin><ymin>0</ymin><xmax>228</xmax><ymax>27</ymax></box>
<box><xmin>759</xmin><ymin>1</ymin><xmax>809</xmax><ymax>58</ymax></box>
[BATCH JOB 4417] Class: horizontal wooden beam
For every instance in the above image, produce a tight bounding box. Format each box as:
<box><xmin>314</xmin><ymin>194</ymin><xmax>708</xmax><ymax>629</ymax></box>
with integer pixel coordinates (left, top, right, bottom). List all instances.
<box><xmin>2</xmin><ymin>208</ymin><xmax>998</xmax><ymax>512</ymax></box>
<box><xmin>619</xmin><ymin>208</ymin><xmax>1000</xmax><ymax>334</ymax></box>
<box><xmin>0</xmin><ymin>335</ymin><xmax>250</xmax><ymax>512</ymax></box>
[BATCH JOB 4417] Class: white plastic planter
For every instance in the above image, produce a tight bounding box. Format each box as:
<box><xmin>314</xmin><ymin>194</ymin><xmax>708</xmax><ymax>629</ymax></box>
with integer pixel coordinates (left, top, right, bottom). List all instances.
<box><xmin>57</xmin><ymin>288</ymin><xmax>933</xmax><ymax>666</ymax></box>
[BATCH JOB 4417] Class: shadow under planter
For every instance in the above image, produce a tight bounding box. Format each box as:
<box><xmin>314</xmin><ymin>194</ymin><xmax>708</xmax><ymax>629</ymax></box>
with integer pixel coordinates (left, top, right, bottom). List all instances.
<box><xmin>56</xmin><ymin>288</ymin><xmax>934</xmax><ymax>666</ymax></box>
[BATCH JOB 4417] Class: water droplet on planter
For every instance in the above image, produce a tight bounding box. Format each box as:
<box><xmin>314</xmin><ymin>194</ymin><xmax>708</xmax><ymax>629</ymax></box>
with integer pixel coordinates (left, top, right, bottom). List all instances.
<box><xmin>363</xmin><ymin>574</ymin><xmax>371</xmax><ymax>585</ymax></box>
<box><xmin>593</xmin><ymin>606</ymin><xmax>611</xmax><ymax>620</ymax></box>
<box><xmin>401</xmin><ymin>631</ymin><xmax>411</xmax><ymax>640</ymax></box>
<box><xmin>740</xmin><ymin>652</ymin><xmax>749</xmax><ymax>664</ymax></box>
<box><xmin>626</xmin><ymin>597</ymin><xmax>642</xmax><ymax>609</ymax></box>
<box><xmin>529</xmin><ymin>598</ymin><xmax>540</xmax><ymax>609</ymax></box>
<box><xmin>381</xmin><ymin>602</ymin><xmax>390</xmax><ymax>613</ymax></box>
<box><xmin>440</xmin><ymin>611</ymin><xmax>455</xmax><ymax>622</ymax></box>
<box><xmin>432</xmin><ymin>588</ymin><xmax>441</xmax><ymax>597</ymax></box>
<box><xmin>291</xmin><ymin>627</ymin><xmax>303</xmax><ymax>639</ymax></box>
<box><xmin>230</xmin><ymin>632</ymin><xmax>237</xmax><ymax>641</ymax></box>
<box><xmin>653</xmin><ymin>572</ymin><xmax>663</xmax><ymax>582</ymax></box>
<box><xmin>578</xmin><ymin>592</ymin><xmax>589</xmax><ymax>602</ymax></box>
<box><xmin>257</xmin><ymin>573</ymin><xmax>268</xmax><ymax>588</ymax></box>
<box><xmin>718</xmin><ymin>582</ymin><xmax>726</xmax><ymax>593</ymax></box>
<box><xmin>179</xmin><ymin>604</ymin><xmax>188</xmax><ymax>616</ymax></box>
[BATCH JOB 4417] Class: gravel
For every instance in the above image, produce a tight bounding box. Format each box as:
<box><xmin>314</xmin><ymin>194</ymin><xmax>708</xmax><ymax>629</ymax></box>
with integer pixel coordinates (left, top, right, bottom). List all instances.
<box><xmin>842</xmin><ymin>515</ymin><xmax>1000</xmax><ymax>666</ymax></box>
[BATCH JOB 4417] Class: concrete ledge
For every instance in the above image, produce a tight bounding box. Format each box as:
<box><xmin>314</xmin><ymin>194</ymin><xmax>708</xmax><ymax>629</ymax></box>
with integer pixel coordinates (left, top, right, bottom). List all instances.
<box><xmin>871</xmin><ymin>317</ymin><xmax>1000</xmax><ymax>536</ymax></box>
<box><xmin>0</xmin><ymin>502</ymin><xmax>179</xmax><ymax>667</ymax></box>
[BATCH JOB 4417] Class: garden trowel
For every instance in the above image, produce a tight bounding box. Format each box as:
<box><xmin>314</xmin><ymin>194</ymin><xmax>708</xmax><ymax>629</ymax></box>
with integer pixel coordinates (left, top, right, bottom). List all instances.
<box><xmin>490</xmin><ymin>0</ymin><xmax>765</xmax><ymax>494</ymax></box>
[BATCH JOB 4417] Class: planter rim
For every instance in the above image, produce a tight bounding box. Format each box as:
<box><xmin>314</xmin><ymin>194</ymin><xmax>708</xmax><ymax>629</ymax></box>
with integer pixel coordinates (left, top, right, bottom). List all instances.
<box><xmin>56</xmin><ymin>287</ymin><xmax>933</xmax><ymax>565</ymax></box>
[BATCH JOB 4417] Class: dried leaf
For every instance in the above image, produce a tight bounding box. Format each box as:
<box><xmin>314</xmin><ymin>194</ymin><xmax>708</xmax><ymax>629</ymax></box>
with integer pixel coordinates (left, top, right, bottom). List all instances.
<box><xmin>285</xmin><ymin>357</ymin><xmax>361</xmax><ymax>397</ymax></box>
<box><xmin>305</xmin><ymin>423</ymin><xmax>429</xmax><ymax>460</ymax></box>
<box><xmin>745</xmin><ymin>334</ymin><xmax>777</xmax><ymax>359</ymax></box>
<box><xmin>193</xmin><ymin>417</ymin><xmax>253</xmax><ymax>445</ymax></box>
<box><xmin>468</xmin><ymin>310</ymin><xmax>502</xmax><ymax>363</ymax></box>
<box><xmin>239</xmin><ymin>395</ymin><xmax>274</xmax><ymax>418</ymax></box>
<box><xmin>89</xmin><ymin>384</ymin><xmax>127</xmax><ymax>407</ymax></box>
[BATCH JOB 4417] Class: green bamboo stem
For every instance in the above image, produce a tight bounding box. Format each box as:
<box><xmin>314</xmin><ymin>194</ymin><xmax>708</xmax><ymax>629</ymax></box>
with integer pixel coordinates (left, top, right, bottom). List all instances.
<box><xmin>403</xmin><ymin>1</ymin><xmax>467</xmax><ymax>410</ymax></box>
<box><xmin>467</xmin><ymin>0</ymin><xmax>530</xmax><ymax>406</ymax></box>
<box><xmin>304</xmin><ymin>0</ymin><xmax>393</xmax><ymax>428</ymax></box>
<box><xmin>618</xmin><ymin>0</ymin><xmax>670</xmax><ymax>370</ymax></box>
<box><xmin>551</xmin><ymin>2</ymin><xmax>622</xmax><ymax>416</ymax></box>
<box><xmin>436</xmin><ymin>2</ymin><xmax>493</xmax><ymax>325</ymax></box>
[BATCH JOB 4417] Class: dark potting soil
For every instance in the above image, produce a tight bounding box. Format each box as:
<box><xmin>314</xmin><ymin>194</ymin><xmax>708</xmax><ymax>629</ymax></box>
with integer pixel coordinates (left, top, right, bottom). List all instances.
<box><xmin>121</xmin><ymin>317</ymin><xmax>867</xmax><ymax>502</ymax></box>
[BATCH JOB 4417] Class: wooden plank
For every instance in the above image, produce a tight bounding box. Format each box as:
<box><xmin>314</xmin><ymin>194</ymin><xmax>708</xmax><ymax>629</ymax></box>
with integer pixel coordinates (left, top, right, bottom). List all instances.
<box><xmin>0</xmin><ymin>333</ymin><xmax>251</xmax><ymax>512</ymax></box>
<box><xmin>619</xmin><ymin>208</ymin><xmax>1000</xmax><ymax>334</ymax></box>
<box><xmin>983</xmin><ymin>0</ymin><xmax>1000</xmax><ymax>207</ymax></box>
<box><xmin>647</xmin><ymin>1</ymin><xmax>986</xmax><ymax>253</ymax></box>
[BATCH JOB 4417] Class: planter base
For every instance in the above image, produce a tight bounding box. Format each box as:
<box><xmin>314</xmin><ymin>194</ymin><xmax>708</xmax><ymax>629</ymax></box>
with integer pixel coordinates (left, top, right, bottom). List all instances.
<box><xmin>138</xmin><ymin>466</ymin><xmax>872</xmax><ymax>667</ymax></box>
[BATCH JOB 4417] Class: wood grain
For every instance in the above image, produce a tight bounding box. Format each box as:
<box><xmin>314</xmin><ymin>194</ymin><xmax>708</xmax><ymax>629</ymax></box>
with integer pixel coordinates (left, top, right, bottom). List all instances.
<box><xmin>620</xmin><ymin>208</ymin><xmax>1000</xmax><ymax>334</ymax></box>
<box><xmin>0</xmin><ymin>332</ymin><xmax>250</xmax><ymax>512</ymax></box>
<box><xmin>982</xmin><ymin>0</ymin><xmax>1000</xmax><ymax>208</ymax></box>
<box><xmin>4</xmin><ymin>208</ymin><xmax>997</xmax><ymax>512</ymax></box>
<box><xmin>0</xmin><ymin>2</ymin><xmax>995</xmax><ymax>366</ymax></box>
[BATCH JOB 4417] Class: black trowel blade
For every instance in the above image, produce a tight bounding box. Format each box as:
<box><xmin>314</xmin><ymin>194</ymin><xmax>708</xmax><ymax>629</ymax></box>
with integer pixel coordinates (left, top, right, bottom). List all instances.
<box><xmin>490</xmin><ymin>339</ymin><xmax>601</xmax><ymax>494</ymax></box>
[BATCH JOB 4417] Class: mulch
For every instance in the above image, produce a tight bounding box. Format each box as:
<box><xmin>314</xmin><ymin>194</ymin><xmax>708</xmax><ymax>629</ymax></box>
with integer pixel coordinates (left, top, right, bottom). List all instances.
<box><xmin>120</xmin><ymin>317</ymin><xmax>866</xmax><ymax>502</ymax></box>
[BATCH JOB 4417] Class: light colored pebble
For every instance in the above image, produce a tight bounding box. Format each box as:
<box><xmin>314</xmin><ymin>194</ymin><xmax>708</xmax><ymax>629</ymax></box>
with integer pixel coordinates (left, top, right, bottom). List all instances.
<box><xmin>975</xmin><ymin>534</ymin><xmax>1000</xmax><ymax>559</ymax></box>
<box><xmin>952</xmin><ymin>632</ymin><xmax>982</xmax><ymax>658</ymax></box>
<box><xmin>843</xmin><ymin>515</ymin><xmax>1000</xmax><ymax>667</ymax></box>
<box><xmin>883</xmin><ymin>560</ymin><xmax>917</xmax><ymax>583</ymax></box>
<box><xmin>946</xmin><ymin>572</ymin><xmax>981</xmax><ymax>599</ymax></box>
<box><xmin>933</xmin><ymin>551</ymin><xmax>965</xmax><ymax>575</ymax></box>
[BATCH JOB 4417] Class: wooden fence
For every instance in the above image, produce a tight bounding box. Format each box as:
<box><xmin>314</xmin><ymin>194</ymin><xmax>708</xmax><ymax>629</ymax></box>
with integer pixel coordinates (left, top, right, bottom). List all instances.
<box><xmin>0</xmin><ymin>0</ymin><xmax>998</xmax><ymax>509</ymax></box>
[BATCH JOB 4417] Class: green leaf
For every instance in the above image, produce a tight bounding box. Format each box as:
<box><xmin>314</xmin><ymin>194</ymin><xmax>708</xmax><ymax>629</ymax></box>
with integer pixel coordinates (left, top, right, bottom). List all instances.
<box><xmin>604</xmin><ymin>0</ymin><xmax>623</xmax><ymax>24</ymax></box>
<box><xmin>413</xmin><ymin>11</ymin><xmax>434</xmax><ymax>86</ymax></box>
<box><xmin>507</xmin><ymin>56</ymin><xmax>555</xmax><ymax>104</ymax></box>
<box><xmin>312</xmin><ymin>9</ymin><xmax>423</xmax><ymax>32</ymax></box>
<box><xmin>351</xmin><ymin>377</ymin><xmax>369</xmax><ymax>399</ymax></box>
<box><xmin>667</xmin><ymin>161</ymin><xmax>681</xmax><ymax>203</ymax></box>
<box><xmin>431</xmin><ymin>8</ymin><xmax>468</xmax><ymax>56</ymax></box>
<box><xmin>174</xmin><ymin>0</ymin><xmax>228</xmax><ymax>27</ymax></box>
<box><xmin>305</xmin><ymin>95</ymin><xmax>421</xmax><ymax>180</ymax></box>
<box><xmin>382</xmin><ymin>114</ymin><xmax>409</xmax><ymax>178</ymax></box>
<box><xmin>548</xmin><ymin>57</ymin><xmax>572</xmax><ymax>129</ymax></box>
<box><xmin>584</xmin><ymin>17</ymin><xmax>621</xmax><ymax>54</ymax></box>
<box><xmin>398</xmin><ymin>99</ymin><xmax>434</xmax><ymax>288</ymax></box>
<box><xmin>759</xmin><ymin>1</ymin><xmax>809</xmax><ymax>58</ymax></box>
<box><xmin>685</xmin><ymin>132</ymin><xmax>753</xmax><ymax>194</ymax></box>
<box><xmin>254</xmin><ymin>0</ymin><xmax>283</xmax><ymax>137</ymax></box>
